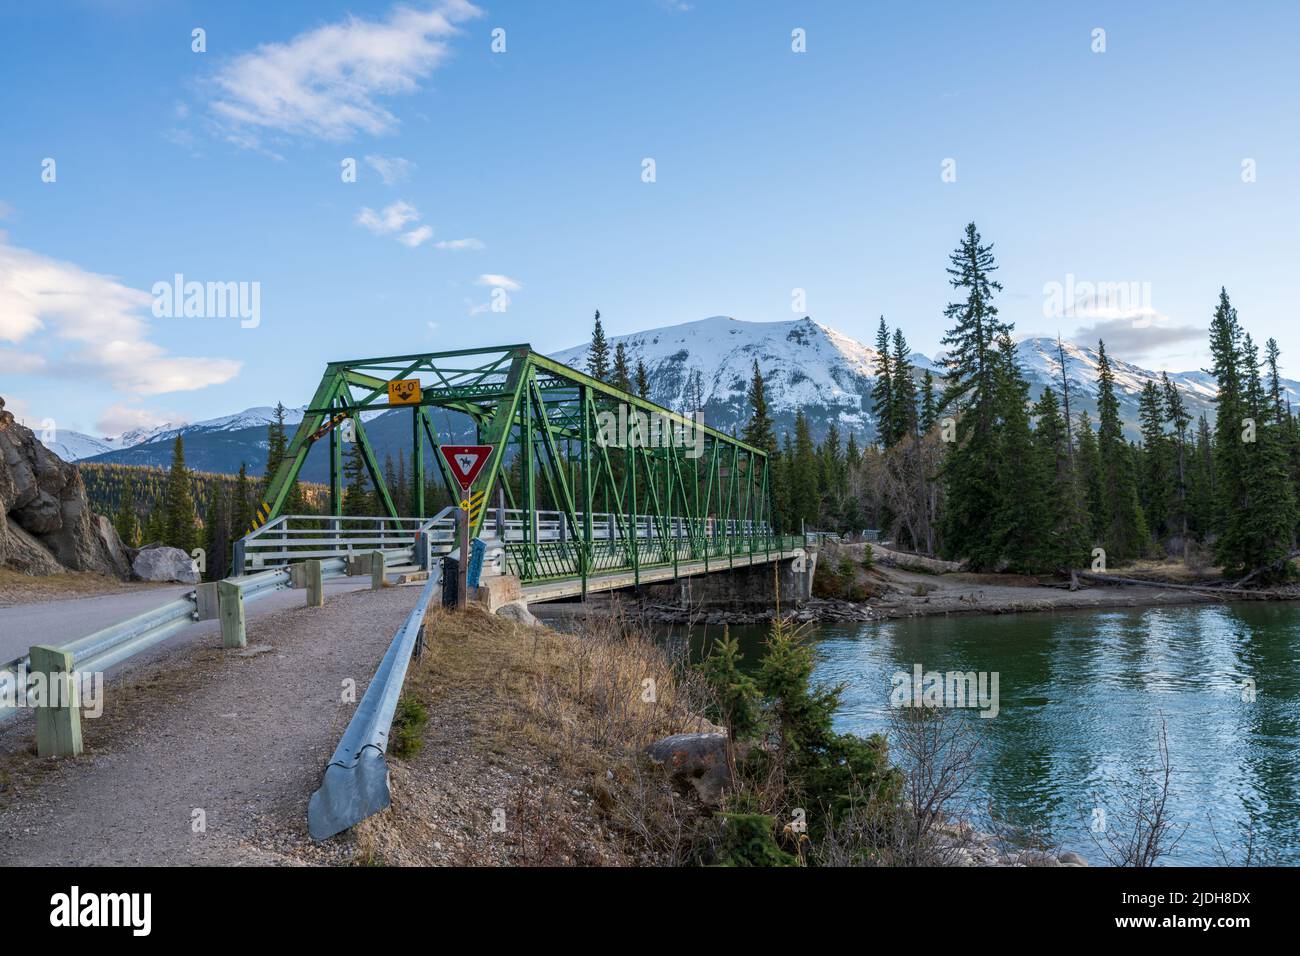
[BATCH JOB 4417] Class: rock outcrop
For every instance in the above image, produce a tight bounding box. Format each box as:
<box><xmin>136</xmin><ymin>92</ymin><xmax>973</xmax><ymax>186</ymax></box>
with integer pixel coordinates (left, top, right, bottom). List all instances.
<box><xmin>644</xmin><ymin>732</ymin><xmax>735</xmax><ymax>805</ymax></box>
<box><xmin>0</xmin><ymin>396</ymin><xmax>131</xmax><ymax>578</ymax></box>
<box><xmin>131</xmin><ymin>546</ymin><xmax>199</xmax><ymax>584</ymax></box>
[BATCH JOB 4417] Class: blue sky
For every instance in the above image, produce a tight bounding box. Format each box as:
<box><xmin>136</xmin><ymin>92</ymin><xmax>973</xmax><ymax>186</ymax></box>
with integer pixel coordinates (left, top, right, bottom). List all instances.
<box><xmin>2</xmin><ymin>0</ymin><xmax>1298</xmax><ymax>436</ymax></box>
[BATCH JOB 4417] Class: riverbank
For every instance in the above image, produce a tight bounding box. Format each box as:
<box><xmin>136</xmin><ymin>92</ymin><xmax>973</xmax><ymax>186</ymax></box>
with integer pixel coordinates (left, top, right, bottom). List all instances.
<box><xmin>624</xmin><ymin>541</ymin><xmax>1297</xmax><ymax>627</ymax></box>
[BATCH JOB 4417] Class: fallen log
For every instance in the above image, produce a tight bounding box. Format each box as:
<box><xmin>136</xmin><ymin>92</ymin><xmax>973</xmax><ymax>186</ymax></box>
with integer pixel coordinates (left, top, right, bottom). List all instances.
<box><xmin>1073</xmin><ymin>570</ymin><xmax>1290</xmax><ymax>600</ymax></box>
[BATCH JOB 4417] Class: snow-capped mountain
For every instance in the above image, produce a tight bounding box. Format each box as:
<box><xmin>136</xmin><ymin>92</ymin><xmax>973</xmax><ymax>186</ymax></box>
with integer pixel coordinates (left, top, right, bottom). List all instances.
<box><xmin>63</xmin><ymin>315</ymin><xmax>1300</xmax><ymax>477</ymax></box>
<box><xmin>553</xmin><ymin>315</ymin><xmax>1300</xmax><ymax>442</ymax></box>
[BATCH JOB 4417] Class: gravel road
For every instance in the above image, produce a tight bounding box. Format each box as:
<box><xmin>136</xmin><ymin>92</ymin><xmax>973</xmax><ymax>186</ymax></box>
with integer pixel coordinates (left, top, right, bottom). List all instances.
<box><xmin>0</xmin><ymin>585</ymin><xmax>419</xmax><ymax>865</ymax></box>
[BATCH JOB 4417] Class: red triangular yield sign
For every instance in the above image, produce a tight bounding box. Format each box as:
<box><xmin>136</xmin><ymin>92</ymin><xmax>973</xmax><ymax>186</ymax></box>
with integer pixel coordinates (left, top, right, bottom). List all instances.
<box><xmin>439</xmin><ymin>444</ymin><xmax>494</xmax><ymax>491</ymax></box>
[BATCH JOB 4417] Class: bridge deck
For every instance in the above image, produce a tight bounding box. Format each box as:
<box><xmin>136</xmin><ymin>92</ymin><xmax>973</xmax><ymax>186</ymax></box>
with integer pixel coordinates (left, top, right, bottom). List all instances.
<box><xmin>521</xmin><ymin>547</ymin><xmax>803</xmax><ymax>603</ymax></box>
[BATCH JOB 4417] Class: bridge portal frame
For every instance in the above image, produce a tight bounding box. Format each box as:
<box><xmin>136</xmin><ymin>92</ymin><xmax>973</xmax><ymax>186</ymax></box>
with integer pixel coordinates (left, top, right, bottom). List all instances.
<box><xmin>251</xmin><ymin>345</ymin><xmax>794</xmax><ymax>589</ymax></box>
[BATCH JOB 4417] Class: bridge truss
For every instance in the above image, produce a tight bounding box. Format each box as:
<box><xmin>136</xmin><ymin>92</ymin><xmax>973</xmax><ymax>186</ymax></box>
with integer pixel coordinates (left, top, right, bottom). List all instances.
<box><xmin>251</xmin><ymin>345</ymin><xmax>799</xmax><ymax>590</ymax></box>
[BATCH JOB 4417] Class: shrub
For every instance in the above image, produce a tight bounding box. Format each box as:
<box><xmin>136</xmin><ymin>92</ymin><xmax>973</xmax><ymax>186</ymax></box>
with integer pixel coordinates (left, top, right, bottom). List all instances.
<box><xmin>711</xmin><ymin>813</ymin><xmax>798</xmax><ymax>867</ymax></box>
<box><xmin>861</xmin><ymin>544</ymin><xmax>874</xmax><ymax>570</ymax></box>
<box><xmin>389</xmin><ymin>694</ymin><xmax>429</xmax><ymax>759</ymax></box>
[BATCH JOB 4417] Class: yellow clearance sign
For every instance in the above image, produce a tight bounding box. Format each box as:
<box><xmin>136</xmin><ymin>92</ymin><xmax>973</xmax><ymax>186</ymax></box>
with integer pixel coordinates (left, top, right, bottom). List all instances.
<box><xmin>387</xmin><ymin>379</ymin><xmax>421</xmax><ymax>405</ymax></box>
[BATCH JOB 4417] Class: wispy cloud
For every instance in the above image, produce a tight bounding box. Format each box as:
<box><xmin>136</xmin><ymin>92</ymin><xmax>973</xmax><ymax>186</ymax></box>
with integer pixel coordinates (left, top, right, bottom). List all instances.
<box><xmin>364</xmin><ymin>154</ymin><xmax>416</xmax><ymax>185</ymax></box>
<box><xmin>209</xmin><ymin>0</ymin><xmax>482</xmax><ymax>146</ymax></box>
<box><xmin>1070</xmin><ymin>317</ymin><xmax>1203</xmax><ymax>359</ymax></box>
<box><xmin>0</xmin><ymin>240</ymin><xmax>241</xmax><ymax>395</ymax></box>
<box><xmin>355</xmin><ymin>200</ymin><xmax>433</xmax><ymax>247</ymax></box>
<box><xmin>475</xmin><ymin>273</ymin><xmax>521</xmax><ymax>291</ymax></box>
<box><xmin>434</xmin><ymin>237</ymin><xmax>484</xmax><ymax>251</ymax></box>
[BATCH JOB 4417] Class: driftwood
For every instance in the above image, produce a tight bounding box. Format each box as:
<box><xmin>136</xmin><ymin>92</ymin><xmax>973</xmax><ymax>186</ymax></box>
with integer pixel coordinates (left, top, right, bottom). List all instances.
<box><xmin>1229</xmin><ymin>550</ymin><xmax>1300</xmax><ymax>590</ymax></box>
<box><xmin>1074</xmin><ymin>570</ymin><xmax>1290</xmax><ymax>600</ymax></box>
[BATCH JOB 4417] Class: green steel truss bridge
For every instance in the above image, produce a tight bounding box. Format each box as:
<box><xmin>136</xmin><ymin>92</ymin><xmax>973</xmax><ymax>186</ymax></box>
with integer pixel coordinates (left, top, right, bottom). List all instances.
<box><xmin>236</xmin><ymin>345</ymin><xmax>805</xmax><ymax>599</ymax></box>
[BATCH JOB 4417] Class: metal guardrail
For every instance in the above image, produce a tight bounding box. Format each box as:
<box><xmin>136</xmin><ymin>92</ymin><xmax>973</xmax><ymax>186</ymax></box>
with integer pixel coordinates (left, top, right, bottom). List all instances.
<box><xmin>0</xmin><ymin>545</ymin><xmax>416</xmax><ymax>727</ymax></box>
<box><xmin>307</xmin><ymin>565</ymin><xmax>441</xmax><ymax>841</ymax></box>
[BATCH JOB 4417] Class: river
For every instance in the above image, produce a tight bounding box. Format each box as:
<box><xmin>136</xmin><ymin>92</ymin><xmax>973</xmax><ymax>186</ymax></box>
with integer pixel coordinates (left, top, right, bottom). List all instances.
<box><xmin>689</xmin><ymin>603</ymin><xmax>1300</xmax><ymax>865</ymax></box>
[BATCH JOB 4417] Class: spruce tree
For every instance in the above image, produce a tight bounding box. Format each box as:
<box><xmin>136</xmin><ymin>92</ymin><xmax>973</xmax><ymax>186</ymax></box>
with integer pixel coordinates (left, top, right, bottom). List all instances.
<box><xmin>587</xmin><ymin>310</ymin><xmax>610</xmax><ymax>382</ymax></box>
<box><xmin>202</xmin><ymin>484</ymin><xmax>230</xmax><ymax>581</ymax></box>
<box><xmin>634</xmin><ymin>358</ymin><xmax>650</xmax><ymax>399</ymax></box>
<box><xmin>612</xmin><ymin>342</ymin><xmax>632</xmax><ymax>394</ymax></box>
<box><xmin>1137</xmin><ymin>380</ymin><xmax>1172</xmax><ymax>545</ymax></box>
<box><xmin>1162</xmin><ymin>372</ymin><xmax>1192</xmax><ymax>561</ymax></box>
<box><xmin>792</xmin><ymin>411</ymin><xmax>819</xmax><ymax>530</ymax></box>
<box><xmin>1094</xmin><ymin>341</ymin><xmax>1148</xmax><ymax>561</ymax></box>
<box><xmin>114</xmin><ymin>472</ymin><xmax>141</xmax><ymax>548</ymax></box>
<box><xmin>919</xmin><ymin>370</ymin><xmax>938</xmax><ymax>434</ymax></box>
<box><xmin>988</xmin><ymin>334</ymin><xmax>1048</xmax><ymax>570</ymax></box>
<box><xmin>1075</xmin><ymin>411</ymin><xmax>1103</xmax><ymax>544</ymax></box>
<box><xmin>742</xmin><ymin>359</ymin><xmax>776</xmax><ymax>453</ymax></box>
<box><xmin>935</xmin><ymin>223</ymin><xmax>1011</xmax><ymax>567</ymax></box>
<box><xmin>343</xmin><ymin>441</ymin><xmax>373</xmax><ymax>516</ymax></box>
<box><xmin>163</xmin><ymin>435</ymin><xmax>198</xmax><ymax>553</ymax></box>
<box><xmin>889</xmin><ymin>328</ymin><xmax>918</xmax><ymax>443</ymax></box>
<box><xmin>1030</xmin><ymin>386</ymin><xmax>1090</xmax><ymax>570</ymax></box>
<box><xmin>871</xmin><ymin>316</ymin><xmax>894</xmax><ymax>447</ymax></box>
<box><xmin>231</xmin><ymin>462</ymin><xmax>253</xmax><ymax>537</ymax></box>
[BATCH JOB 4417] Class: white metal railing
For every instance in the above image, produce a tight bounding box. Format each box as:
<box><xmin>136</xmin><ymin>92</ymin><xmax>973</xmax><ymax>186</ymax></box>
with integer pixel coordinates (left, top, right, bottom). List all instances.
<box><xmin>239</xmin><ymin>508</ymin><xmax>772</xmax><ymax>573</ymax></box>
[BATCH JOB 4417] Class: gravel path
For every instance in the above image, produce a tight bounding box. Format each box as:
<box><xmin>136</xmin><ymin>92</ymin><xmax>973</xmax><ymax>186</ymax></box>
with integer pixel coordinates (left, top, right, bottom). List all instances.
<box><xmin>0</xmin><ymin>586</ymin><xmax>419</xmax><ymax>865</ymax></box>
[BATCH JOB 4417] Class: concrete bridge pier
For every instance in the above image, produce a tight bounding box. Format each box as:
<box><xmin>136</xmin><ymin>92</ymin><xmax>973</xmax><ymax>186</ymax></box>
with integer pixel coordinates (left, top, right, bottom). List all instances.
<box><xmin>643</xmin><ymin>548</ymin><xmax>818</xmax><ymax>610</ymax></box>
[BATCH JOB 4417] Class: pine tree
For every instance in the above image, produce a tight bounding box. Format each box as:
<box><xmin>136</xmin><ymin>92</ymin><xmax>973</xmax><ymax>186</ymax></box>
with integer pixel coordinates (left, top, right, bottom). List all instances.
<box><xmin>871</xmin><ymin>316</ymin><xmax>894</xmax><ymax>446</ymax></box>
<box><xmin>163</xmin><ymin>435</ymin><xmax>198</xmax><ymax>553</ymax></box>
<box><xmin>1094</xmin><ymin>341</ymin><xmax>1148</xmax><ymax>561</ymax></box>
<box><xmin>742</xmin><ymin>359</ymin><xmax>776</xmax><ymax>454</ymax></box>
<box><xmin>587</xmin><ymin>310</ymin><xmax>610</xmax><ymax>382</ymax></box>
<box><xmin>612</xmin><ymin>341</ymin><xmax>632</xmax><ymax>394</ymax></box>
<box><xmin>936</xmin><ymin>223</ymin><xmax>1011</xmax><ymax>567</ymax></box>
<box><xmin>114</xmin><ymin>471</ymin><xmax>141</xmax><ymax>548</ymax></box>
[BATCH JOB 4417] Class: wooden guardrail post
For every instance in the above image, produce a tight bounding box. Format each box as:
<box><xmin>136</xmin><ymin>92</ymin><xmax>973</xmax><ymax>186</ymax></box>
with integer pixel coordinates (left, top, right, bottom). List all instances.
<box><xmin>218</xmin><ymin>580</ymin><xmax>246</xmax><ymax>649</ymax></box>
<box><xmin>30</xmin><ymin>645</ymin><xmax>83</xmax><ymax>758</ymax></box>
<box><xmin>370</xmin><ymin>550</ymin><xmax>385</xmax><ymax>590</ymax></box>
<box><xmin>306</xmin><ymin>559</ymin><xmax>324</xmax><ymax>607</ymax></box>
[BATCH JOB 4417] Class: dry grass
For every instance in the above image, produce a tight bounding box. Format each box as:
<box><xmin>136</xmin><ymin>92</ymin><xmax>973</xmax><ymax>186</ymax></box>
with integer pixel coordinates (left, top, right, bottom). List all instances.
<box><xmin>356</xmin><ymin>605</ymin><xmax>720</xmax><ymax>866</ymax></box>
<box><xmin>0</xmin><ymin>567</ymin><xmax>156</xmax><ymax>607</ymax></box>
<box><xmin>410</xmin><ymin>605</ymin><xmax>712</xmax><ymax>779</ymax></box>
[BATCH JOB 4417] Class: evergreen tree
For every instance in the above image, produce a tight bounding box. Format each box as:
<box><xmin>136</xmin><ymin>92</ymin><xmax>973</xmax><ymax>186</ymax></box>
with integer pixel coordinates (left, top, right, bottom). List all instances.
<box><xmin>936</xmin><ymin>223</ymin><xmax>1012</xmax><ymax>568</ymax></box>
<box><xmin>231</xmin><ymin>462</ymin><xmax>253</xmax><ymax>538</ymax></box>
<box><xmin>889</xmin><ymin>327</ymin><xmax>918</xmax><ymax>443</ymax></box>
<box><xmin>919</xmin><ymin>369</ymin><xmax>938</xmax><ymax>434</ymax></box>
<box><xmin>1075</xmin><ymin>411</ymin><xmax>1103</xmax><ymax>544</ymax></box>
<box><xmin>587</xmin><ymin>310</ymin><xmax>610</xmax><ymax>382</ymax></box>
<box><xmin>1030</xmin><ymin>387</ymin><xmax>1090</xmax><ymax>570</ymax></box>
<box><xmin>114</xmin><ymin>471</ymin><xmax>141</xmax><ymax>548</ymax></box>
<box><xmin>163</xmin><ymin>435</ymin><xmax>198</xmax><ymax>553</ymax></box>
<box><xmin>612</xmin><ymin>341</ymin><xmax>632</xmax><ymax>394</ymax></box>
<box><xmin>989</xmin><ymin>335</ymin><xmax>1049</xmax><ymax>570</ymax></box>
<box><xmin>1094</xmin><ymin>340</ymin><xmax>1148</xmax><ymax>560</ymax></box>
<box><xmin>1137</xmin><ymin>380</ymin><xmax>1172</xmax><ymax>545</ymax></box>
<box><xmin>742</xmin><ymin>359</ymin><xmax>776</xmax><ymax>454</ymax></box>
<box><xmin>634</xmin><ymin>358</ymin><xmax>650</xmax><ymax>399</ymax></box>
<box><xmin>1162</xmin><ymin>372</ymin><xmax>1192</xmax><ymax>561</ymax></box>
<box><xmin>792</xmin><ymin>411</ymin><xmax>819</xmax><ymax>530</ymax></box>
<box><xmin>202</xmin><ymin>483</ymin><xmax>231</xmax><ymax>580</ymax></box>
<box><xmin>343</xmin><ymin>441</ymin><xmax>373</xmax><ymax>516</ymax></box>
<box><xmin>871</xmin><ymin>316</ymin><xmax>894</xmax><ymax>446</ymax></box>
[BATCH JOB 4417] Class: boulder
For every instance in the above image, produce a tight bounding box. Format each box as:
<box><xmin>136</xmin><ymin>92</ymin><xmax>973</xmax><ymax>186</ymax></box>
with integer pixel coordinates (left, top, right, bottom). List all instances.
<box><xmin>1057</xmin><ymin>850</ymin><xmax>1088</xmax><ymax>867</ymax></box>
<box><xmin>0</xmin><ymin>396</ymin><xmax>131</xmax><ymax>578</ymax></box>
<box><xmin>643</xmin><ymin>732</ymin><xmax>735</xmax><ymax>805</ymax></box>
<box><xmin>132</xmin><ymin>546</ymin><xmax>200</xmax><ymax>584</ymax></box>
<box><xmin>495</xmin><ymin>600</ymin><xmax>538</xmax><ymax>627</ymax></box>
<box><xmin>2</xmin><ymin>516</ymin><xmax>65</xmax><ymax>575</ymax></box>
